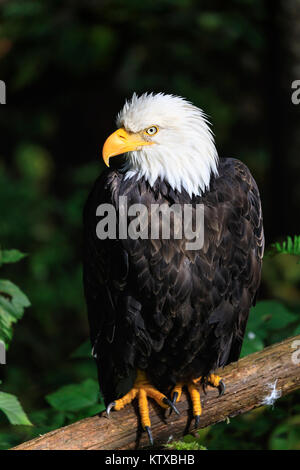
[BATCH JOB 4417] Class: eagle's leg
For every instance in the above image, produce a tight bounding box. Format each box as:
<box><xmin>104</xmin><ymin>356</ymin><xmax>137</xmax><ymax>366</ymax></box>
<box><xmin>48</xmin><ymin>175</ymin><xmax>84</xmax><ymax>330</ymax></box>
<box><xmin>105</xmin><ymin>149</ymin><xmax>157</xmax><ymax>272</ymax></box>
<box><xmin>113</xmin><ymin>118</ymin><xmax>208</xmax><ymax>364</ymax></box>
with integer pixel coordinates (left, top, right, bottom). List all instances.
<box><xmin>106</xmin><ymin>369</ymin><xmax>179</xmax><ymax>445</ymax></box>
<box><xmin>188</xmin><ymin>381</ymin><xmax>202</xmax><ymax>428</ymax></box>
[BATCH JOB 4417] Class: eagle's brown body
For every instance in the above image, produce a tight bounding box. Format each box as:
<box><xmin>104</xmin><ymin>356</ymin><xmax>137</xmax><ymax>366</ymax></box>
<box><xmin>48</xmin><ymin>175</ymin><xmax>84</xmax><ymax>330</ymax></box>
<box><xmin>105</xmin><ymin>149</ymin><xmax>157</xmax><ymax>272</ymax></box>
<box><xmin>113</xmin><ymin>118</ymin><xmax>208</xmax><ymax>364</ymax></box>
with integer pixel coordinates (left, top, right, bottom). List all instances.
<box><xmin>83</xmin><ymin>157</ymin><xmax>264</xmax><ymax>405</ymax></box>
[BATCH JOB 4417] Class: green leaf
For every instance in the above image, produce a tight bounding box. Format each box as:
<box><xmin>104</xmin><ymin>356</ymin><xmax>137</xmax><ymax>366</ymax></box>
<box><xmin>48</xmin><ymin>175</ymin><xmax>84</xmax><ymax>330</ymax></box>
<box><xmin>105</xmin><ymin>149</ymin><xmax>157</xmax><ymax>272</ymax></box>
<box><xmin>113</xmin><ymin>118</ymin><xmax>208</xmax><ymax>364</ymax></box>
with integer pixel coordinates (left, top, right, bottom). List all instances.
<box><xmin>70</xmin><ymin>340</ymin><xmax>92</xmax><ymax>358</ymax></box>
<box><xmin>45</xmin><ymin>379</ymin><xmax>100</xmax><ymax>412</ymax></box>
<box><xmin>0</xmin><ymin>392</ymin><xmax>32</xmax><ymax>425</ymax></box>
<box><xmin>0</xmin><ymin>249</ymin><xmax>27</xmax><ymax>266</ymax></box>
<box><xmin>0</xmin><ymin>281</ymin><xmax>30</xmax><ymax>346</ymax></box>
<box><xmin>259</xmin><ymin>301</ymin><xmax>297</xmax><ymax>330</ymax></box>
<box><xmin>0</xmin><ymin>309</ymin><xmax>13</xmax><ymax>345</ymax></box>
<box><xmin>29</xmin><ymin>408</ymin><xmax>66</xmax><ymax>435</ymax></box>
<box><xmin>247</xmin><ymin>300</ymin><xmax>297</xmax><ymax>337</ymax></box>
<box><xmin>0</xmin><ymin>293</ymin><xmax>24</xmax><ymax>321</ymax></box>
<box><xmin>240</xmin><ymin>332</ymin><xmax>264</xmax><ymax>357</ymax></box>
<box><xmin>74</xmin><ymin>402</ymin><xmax>105</xmax><ymax>420</ymax></box>
<box><xmin>0</xmin><ymin>280</ymin><xmax>31</xmax><ymax>318</ymax></box>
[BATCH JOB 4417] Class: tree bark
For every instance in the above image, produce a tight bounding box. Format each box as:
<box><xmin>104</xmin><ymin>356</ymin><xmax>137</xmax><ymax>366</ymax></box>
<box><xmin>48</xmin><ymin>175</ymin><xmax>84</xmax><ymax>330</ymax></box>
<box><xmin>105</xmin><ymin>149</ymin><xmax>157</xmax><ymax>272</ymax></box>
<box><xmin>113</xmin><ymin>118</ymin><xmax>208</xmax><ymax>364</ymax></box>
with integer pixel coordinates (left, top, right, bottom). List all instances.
<box><xmin>12</xmin><ymin>335</ymin><xmax>300</xmax><ymax>450</ymax></box>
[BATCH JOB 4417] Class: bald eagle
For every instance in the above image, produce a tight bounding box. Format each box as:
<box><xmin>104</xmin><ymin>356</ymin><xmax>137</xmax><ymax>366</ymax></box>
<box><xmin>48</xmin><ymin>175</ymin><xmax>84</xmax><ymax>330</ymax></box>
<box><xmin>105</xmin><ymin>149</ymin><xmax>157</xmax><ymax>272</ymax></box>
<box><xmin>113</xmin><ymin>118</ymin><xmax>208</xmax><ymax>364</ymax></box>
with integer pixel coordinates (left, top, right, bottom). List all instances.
<box><xmin>83</xmin><ymin>93</ymin><xmax>264</xmax><ymax>444</ymax></box>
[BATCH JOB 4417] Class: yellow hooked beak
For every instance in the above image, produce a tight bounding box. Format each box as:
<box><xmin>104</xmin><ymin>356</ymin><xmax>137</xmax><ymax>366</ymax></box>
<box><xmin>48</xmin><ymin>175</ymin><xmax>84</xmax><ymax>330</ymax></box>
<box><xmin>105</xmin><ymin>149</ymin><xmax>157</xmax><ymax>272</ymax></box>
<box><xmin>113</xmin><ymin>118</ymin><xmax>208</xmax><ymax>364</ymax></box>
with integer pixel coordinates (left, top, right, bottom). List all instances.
<box><xmin>102</xmin><ymin>128</ymin><xmax>154</xmax><ymax>167</ymax></box>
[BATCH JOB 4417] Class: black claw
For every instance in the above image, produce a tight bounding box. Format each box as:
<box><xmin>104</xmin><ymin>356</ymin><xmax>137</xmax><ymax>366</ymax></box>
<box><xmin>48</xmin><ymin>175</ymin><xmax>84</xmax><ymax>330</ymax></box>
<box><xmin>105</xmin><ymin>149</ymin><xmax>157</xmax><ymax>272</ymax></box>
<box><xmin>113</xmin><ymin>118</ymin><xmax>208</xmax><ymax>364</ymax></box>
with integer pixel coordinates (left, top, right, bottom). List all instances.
<box><xmin>218</xmin><ymin>380</ymin><xmax>226</xmax><ymax>397</ymax></box>
<box><xmin>145</xmin><ymin>426</ymin><xmax>154</xmax><ymax>446</ymax></box>
<box><xmin>168</xmin><ymin>392</ymin><xmax>179</xmax><ymax>416</ymax></box>
<box><xmin>203</xmin><ymin>383</ymin><xmax>207</xmax><ymax>395</ymax></box>
<box><xmin>106</xmin><ymin>401</ymin><xmax>116</xmax><ymax>418</ymax></box>
<box><xmin>194</xmin><ymin>415</ymin><xmax>201</xmax><ymax>429</ymax></box>
<box><xmin>163</xmin><ymin>397</ymin><xmax>180</xmax><ymax>416</ymax></box>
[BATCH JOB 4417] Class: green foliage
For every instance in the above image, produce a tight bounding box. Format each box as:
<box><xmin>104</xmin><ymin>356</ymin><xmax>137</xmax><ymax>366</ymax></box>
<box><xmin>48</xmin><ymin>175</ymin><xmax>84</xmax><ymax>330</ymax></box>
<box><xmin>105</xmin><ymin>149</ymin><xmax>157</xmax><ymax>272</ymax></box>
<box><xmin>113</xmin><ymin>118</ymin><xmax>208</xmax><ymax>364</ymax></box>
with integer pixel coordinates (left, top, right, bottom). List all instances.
<box><xmin>241</xmin><ymin>300</ymin><xmax>298</xmax><ymax>357</ymax></box>
<box><xmin>166</xmin><ymin>440</ymin><xmax>206</xmax><ymax>450</ymax></box>
<box><xmin>46</xmin><ymin>379</ymin><xmax>103</xmax><ymax>414</ymax></box>
<box><xmin>268</xmin><ymin>236</ymin><xmax>300</xmax><ymax>258</ymax></box>
<box><xmin>269</xmin><ymin>415</ymin><xmax>300</xmax><ymax>450</ymax></box>
<box><xmin>0</xmin><ymin>280</ymin><xmax>30</xmax><ymax>345</ymax></box>
<box><xmin>0</xmin><ymin>392</ymin><xmax>32</xmax><ymax>426</ymax></box>
<box><xmin>0</xmin><ymin>250</ymin><xmax>30</xmax><ymax>346</ymax></box>
<box><xmin>0</xmin><ymin>250</ymin><xmax>27</xmax><ymax>266</ymax></box>
<box><xmin>166</xmin><ymin>426</ymin><xmax>211</xmax><ymax>450</ymax></box>
<box><xmin>15</xmin><ymin>144</ymin><xmax>53</xmax><ymax>182</ymax></box>
<box><xmin>70</xmin><ymin>340</ymin><xmax>91</xmax><ymax>359</ymax></box>
<box><xmin>0</xmin><ymin>251</ymin><xmax>31</xmax><ymax>426</ymax></box>
<box><xmin>0</xmin><ymin>377</ymin><xmax>105</xmax><ymax>449</ymax></box>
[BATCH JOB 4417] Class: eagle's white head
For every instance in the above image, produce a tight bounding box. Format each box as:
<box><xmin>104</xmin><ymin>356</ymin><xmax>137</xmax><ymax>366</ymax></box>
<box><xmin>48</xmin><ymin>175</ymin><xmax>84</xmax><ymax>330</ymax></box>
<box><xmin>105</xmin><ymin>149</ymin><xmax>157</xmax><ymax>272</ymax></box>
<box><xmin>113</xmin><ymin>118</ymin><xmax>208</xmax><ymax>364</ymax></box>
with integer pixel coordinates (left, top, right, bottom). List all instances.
<box><xmin>102</xmin><ymin>92</ymin><xmax>218</xmax><ymax>197</ymax></box>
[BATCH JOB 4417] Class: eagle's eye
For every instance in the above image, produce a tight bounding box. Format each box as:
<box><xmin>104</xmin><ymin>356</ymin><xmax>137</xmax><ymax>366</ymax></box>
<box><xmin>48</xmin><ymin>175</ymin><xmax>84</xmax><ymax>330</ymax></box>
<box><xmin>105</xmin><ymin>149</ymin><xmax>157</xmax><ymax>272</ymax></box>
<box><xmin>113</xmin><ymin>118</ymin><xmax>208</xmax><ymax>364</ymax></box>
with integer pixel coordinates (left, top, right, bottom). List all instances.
<box><xmin>145</xmin><ymin>126</ymin><xmax>158</xmax><ymax>136</ymax></box>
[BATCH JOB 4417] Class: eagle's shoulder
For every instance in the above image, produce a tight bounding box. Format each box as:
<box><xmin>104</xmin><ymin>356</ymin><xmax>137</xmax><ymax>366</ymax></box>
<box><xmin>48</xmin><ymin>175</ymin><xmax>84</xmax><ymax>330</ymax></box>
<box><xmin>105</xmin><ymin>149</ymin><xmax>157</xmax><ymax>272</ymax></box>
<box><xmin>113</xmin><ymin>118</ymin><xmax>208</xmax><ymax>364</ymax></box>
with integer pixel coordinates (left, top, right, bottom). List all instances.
<box><xmin>212</xmin><ymin>157</ymin><xmax>258</xmax><ymax>191</ymax></box>
<box><xmin>83</xmin><ymin>169</ymin><xmax>122</xmax><ymax>216</ymax></box>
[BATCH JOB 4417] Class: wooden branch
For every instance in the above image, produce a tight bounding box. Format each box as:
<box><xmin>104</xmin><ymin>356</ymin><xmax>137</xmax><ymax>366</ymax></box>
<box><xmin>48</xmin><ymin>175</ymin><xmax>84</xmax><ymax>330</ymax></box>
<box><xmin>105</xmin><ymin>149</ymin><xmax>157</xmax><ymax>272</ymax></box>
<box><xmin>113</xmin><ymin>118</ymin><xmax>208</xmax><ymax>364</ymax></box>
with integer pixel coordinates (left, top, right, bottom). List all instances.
<box><xmin>13</xmin><ymin>335</ymin><xmax>300</xmax><ymax>450</ymax></box>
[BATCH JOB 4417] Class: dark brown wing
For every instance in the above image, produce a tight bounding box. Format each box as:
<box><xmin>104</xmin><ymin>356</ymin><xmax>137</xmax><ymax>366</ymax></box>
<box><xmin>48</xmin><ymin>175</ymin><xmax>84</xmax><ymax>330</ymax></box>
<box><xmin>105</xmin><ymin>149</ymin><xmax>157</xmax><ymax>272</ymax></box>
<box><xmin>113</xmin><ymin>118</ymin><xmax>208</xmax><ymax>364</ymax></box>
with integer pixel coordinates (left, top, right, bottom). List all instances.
<box><xmin>83</xmin><ymin>170</ymin><xmax>152</xmax><ymax>404</ymax></box>
<box><xmin>197</xmin><ymin>158</ymin><xmax>264</xmax><ymax>372</ymax></box>
<box><xmin>223</xmin><ymin>159</ymin><xmax>264</xmax><ymax>363</ymax></box>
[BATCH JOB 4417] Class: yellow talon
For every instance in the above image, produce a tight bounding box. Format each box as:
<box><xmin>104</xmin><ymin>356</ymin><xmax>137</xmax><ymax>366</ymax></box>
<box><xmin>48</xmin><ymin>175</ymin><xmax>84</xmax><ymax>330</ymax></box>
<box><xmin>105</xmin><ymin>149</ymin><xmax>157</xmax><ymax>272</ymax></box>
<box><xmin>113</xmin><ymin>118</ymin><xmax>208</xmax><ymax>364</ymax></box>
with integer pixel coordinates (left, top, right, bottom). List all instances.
<box><xmin>171</xmin><ymin>383</ymin><xmax>183</xmax><ymax>403</ymax></box>
<box><xmin>106</xmin><ymin>369</ymin><xmax>180</xmax><ymax>444</ymax></box>
<box><xmin>170</xmin><ymin>379</ymin><xmax>202</xmax><ymax>426</ymax></box>
<box><xmin>208</xmin><ymin>374</ymin><xmax>222</xmax><ymax>387</ymax></box>
<box><xmin>170</xmin><ymin>373</ymin><xmax>225</xmax><ymax>427</ymax></box>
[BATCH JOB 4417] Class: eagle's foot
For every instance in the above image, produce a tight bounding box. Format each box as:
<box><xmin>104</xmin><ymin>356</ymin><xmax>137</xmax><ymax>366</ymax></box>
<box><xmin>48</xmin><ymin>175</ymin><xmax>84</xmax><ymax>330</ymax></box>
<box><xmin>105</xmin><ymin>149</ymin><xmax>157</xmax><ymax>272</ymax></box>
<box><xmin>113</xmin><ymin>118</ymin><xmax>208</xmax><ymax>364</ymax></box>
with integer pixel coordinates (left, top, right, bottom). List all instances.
<box><xmin>201</xmin><ymin>374</ymin><xmax>226</xmax><ymax>397</ymax></box>
<box><xmin>170</xmin><ymin>374</ymin><xmax>225</xmax><ymax>428</ymax></box>
<box><xmin>170</xmin><ymin>379</ymin><xmax>202</xmax><ymax>428</ymax></box>
<box><xmin>106</xmin><ymin>369</ymin><xmax>179</xmax><ymax>446</ymax></box>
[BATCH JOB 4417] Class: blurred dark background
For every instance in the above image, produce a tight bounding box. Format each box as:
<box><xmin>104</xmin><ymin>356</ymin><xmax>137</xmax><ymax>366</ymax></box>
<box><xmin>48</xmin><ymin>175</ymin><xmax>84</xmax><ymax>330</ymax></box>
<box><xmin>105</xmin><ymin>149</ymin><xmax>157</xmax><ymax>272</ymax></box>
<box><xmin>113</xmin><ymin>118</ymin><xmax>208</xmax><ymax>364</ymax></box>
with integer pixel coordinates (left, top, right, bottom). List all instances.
<box><xmin>0</xmin><ymin>0</ymin><xmax>299</xmax><ymax>450</ymax></box>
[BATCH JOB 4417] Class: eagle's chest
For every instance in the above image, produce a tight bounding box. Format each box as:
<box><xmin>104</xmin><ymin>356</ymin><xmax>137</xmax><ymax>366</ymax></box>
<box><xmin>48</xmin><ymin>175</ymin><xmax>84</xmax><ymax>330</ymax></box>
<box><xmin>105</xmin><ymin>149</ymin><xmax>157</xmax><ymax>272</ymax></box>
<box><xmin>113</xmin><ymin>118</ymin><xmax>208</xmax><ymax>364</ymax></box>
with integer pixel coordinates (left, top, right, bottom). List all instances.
<box><xmin>109</xmin><ymin>174</ymin><xmax>211</xmax><ymax>311</ymax></box>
